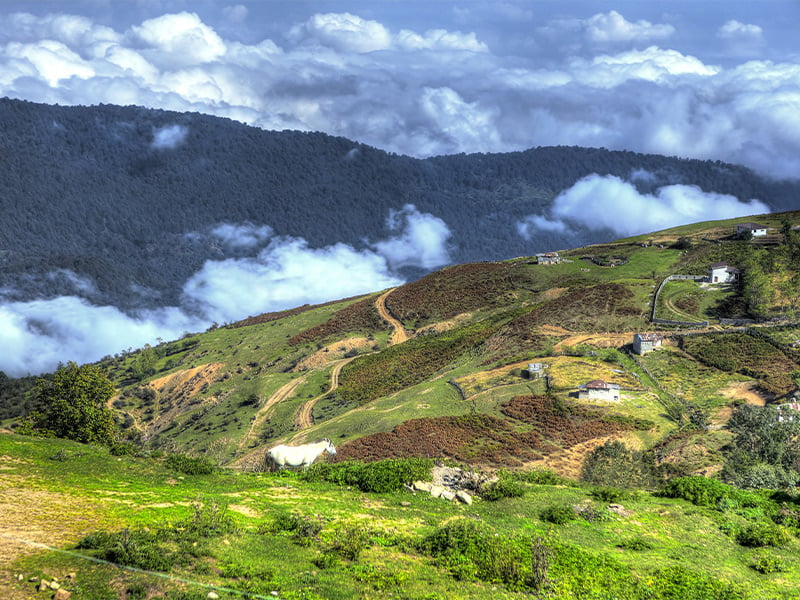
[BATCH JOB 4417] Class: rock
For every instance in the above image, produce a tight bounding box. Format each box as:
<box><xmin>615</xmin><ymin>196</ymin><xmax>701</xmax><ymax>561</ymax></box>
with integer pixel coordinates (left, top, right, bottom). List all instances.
<box><xmin>16</xmin><ymin>574</ymin><xmax>23</xmax><ymax>581</ymax></box>
<box><xmin>28</xmin><ymin>576</ymin><xmax>39</xmax><ymax>582</ymax></box>
<box><xmin>66</xmin><ymin>573</ymin><xmax>76</xmax><ymax>580</ymax></box>
<box><xmin>608</xmin><ymin>503</ymin><xmax>632</xmax><ymax>517</ymax></box>
<box><xmin>54</xmin><ymin>589</ymin><xmax>71</xmax><ymax>600</ymax></box>
<box><xmin>207</xmin><ymin>592</ymin><xmax>220</xmax><ymax>599</ymax></box>
<box><xmin>441</xmin><ymin>490</ymin><xmax>456</xmax><ymax>501</ymax></box>
<box><xmin>400</xmin><ymin>501</ymin><xmax>412</xmax><ymax>507</ymax></box>
<box><xmin>429</xmin><ymin>485</ymin><xmax>445</xmax><ymax>498</ymax></box>
<box><xmin>38</xmin><ymin>580</ymin><xmax>50</xmax><ymax>591</ymax></box>
<box><xmin>456</xmin><ymin>491</ymin><xmax>473</xmax><ymax>505</ymax></box>
<box><xmin>412</xmin><ymin>480</ymin><xmax>432</xmax><ymax>493</ymax></box>
<box><xmin>50</xmin><ymin>580</ymin><xmax>61</xmax><ymax>590</ymax></box>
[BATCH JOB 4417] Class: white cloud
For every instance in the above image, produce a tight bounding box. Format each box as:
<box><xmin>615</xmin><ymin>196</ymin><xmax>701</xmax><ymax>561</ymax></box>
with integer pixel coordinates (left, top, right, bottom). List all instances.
<box><xmin>534</xmin><ymin>174</ymin><xmax>770</xmax><ymax>237</ymax></box>
<box><xmin>0</xmin><ymin>9</ymin><xmax>798</xmax><ymax>177</ymax></box>
<box><xmin>0</xmin><ymin>206</ymin><xmax>452</xmax><ymax>375</ymax></box>
<box><xmin>210</xmin><ymin>223</ymin><xmax>273</xmax><ymax>249</ymax></box>
<box><xmin>372</xmin><ymin>204</ymin><xmax>452</xmax><ymax>270</ymax></box>
<box><xmin>287</xmin><ymin>12</ymin><xmax>392</xmax><ymax>53</ymax></box>
<box><xmin>717</xmin><ymin>20</ymin><xmax>764</xmax><ymax>43</ymax></box>
<box><xmin>130</xmin><ymin>12</ymin><xmax>227</xmax><ymax>67</ymax></box>
<box><xmin>517</xmin><ymin>215</ymin><xmax>568</xmax><ymax>240</ymax></box>
<box><xmin>151</xmin><ymin>124</ymin><xmax>188</xmax><ymax>149</ymax></box>
<box><xmin>0</xmin><ymin>297</ymin><xmax>199</xmax><ymax>377</ymax></box>
<box><xmin>585</xmin><ymin>11</ymin><xmax>675</xmax><ymax>43</ymax></box>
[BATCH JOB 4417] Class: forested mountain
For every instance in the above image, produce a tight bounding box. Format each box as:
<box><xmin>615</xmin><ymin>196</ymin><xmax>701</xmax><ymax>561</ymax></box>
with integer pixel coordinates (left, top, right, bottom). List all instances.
<box><xmin>1</xmin><ymin>97</ymin><xmax>797</xmax><ymax>309</ymax></box>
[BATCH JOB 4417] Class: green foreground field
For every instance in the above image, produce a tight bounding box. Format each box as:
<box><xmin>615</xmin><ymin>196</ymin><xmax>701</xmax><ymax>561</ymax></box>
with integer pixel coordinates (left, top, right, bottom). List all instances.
<box><xmin>3</xmin><ymin>433</ymin><xmax>800</xmax><ymax>600</ymax></box>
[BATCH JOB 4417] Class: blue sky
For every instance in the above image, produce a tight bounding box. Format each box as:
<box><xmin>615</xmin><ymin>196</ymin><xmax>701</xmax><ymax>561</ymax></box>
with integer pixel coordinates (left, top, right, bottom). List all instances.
<box><xmin>1</xmin><ymin>1</ymin><xmax>799</xmax><ymax>176</ymax></box>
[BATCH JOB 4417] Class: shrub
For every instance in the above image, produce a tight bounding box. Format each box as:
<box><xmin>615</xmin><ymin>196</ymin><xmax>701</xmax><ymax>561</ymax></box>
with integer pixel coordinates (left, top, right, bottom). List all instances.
<box><xmin>736</xmin><ymin>521</ymin><xmax>790</xmax><ymax>548</ymax></box>
<box><xmin>751</xmin><ymin>555</ymin><xmax>786</xmax><ymax>574</ymax></box>
<box><xmin>417</xmin><ymin>519</ymin><xmax>550</xmax><ymax>592</ymax></box>
<box><xmin>540</xmin><ymin>504</ymin><xmax>577</xmax><ymax>525</ymax></box>
<box><xmin>173</xmin><ymin>500</ymin><xmax>237</xmax><ymax>538</ymax></box>
<box><xmin>617</xmin><ymin>537</ymin><xmax>655</xmax><ymax>551</ymax></box>
<box><xmin>303</xmin><ymin>458</ymin><xmax>433</xmax><ymax>493</ymax></box>
<box><xmin>165</xmin><ymin>453</ymin><xmax>216</xmax><ymax>475</ymax></box>
<box><xmin>327</xmin><ymin>523</ymin><xmax>372</xmax><ymax>560</ymax></box>
<box><xmin>658</xmin><ymin>476</ymin><xmax>732</xmax><ymax>507</ymax></box>
<box><xmin>261</xmin><ymin>511</ymin><xmax>323</xmax><ymax>545</ymax></box>
<box><xmin>480</xmin><ymin>479</ymin><xmax>525</xmax><ymax>501</ymax></box>
<box><xmin>580</xmin><ymin>441</ymin><xmax>657</xmax><ymax>489</ymax></box>
<box><xmin>589</xmin><ymin>486</ymin><xmax>632</xmax><ymax>503</ymax></box>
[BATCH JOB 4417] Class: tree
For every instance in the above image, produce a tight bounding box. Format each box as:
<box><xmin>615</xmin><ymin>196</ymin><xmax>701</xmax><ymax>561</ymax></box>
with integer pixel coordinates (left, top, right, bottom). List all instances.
<box><xmin>27</xmin><ymin>362</ymin><xmax>117</xmax><ymax>445</ymax></box>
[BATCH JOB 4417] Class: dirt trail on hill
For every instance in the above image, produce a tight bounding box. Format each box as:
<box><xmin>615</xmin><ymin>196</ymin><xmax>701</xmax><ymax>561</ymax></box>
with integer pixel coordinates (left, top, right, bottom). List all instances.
<box><xmin>375</xmin><ymin>288</ymin><xmax>411</xmax><ymax>345</ymax></box>
<box><xmin>237</xmin><ymin>377</ymin><xmax>306</xmax><ymax>453</ymax></box>
<box><xmin>295</xmin><ymin>357</ymin><xmax>355</xmax><ymax>429</ymax></box>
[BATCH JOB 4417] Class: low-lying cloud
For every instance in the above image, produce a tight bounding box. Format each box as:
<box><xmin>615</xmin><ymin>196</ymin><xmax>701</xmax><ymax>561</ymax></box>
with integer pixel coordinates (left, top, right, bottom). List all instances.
<box><xmin>518</xmin><ymin>174</ymin><xmax>770</xmax><ymax>239</ymax></box>
<box><xmin>152</xmin><ymin>124</ymin><xmax>188</xmax><ymax>149</ymax></box>
<box><xmin>0</xmin><ymin>205</ymin><xmax>451</xmax><ymax>376</ymax></box>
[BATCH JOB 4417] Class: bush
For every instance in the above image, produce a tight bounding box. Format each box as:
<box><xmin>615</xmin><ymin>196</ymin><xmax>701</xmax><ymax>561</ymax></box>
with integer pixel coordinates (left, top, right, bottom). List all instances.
<box><xmin>589</xmin><ymin>486</ymin><xmax>632</xmax><ymax>503</ymax></box>
<box><xmin>736</xmin><ymin>521</ymin><xmax>790</xmax><ymax>548</ymax></box>
<box><xmin>480</xmin><ymin>479</ymin><xmax>525</xmax><ymax>501</ymax></box>
<box><xmin>303</xmin><ymin>458</ymin><xmax>433</xmax><ymax>493</ymax></box>
<box><xmin>165</xmin><ymin>453</ymin><xmax>216</xmax><ymax>475</ymax></box>
<box><xmin>327</xmin><ymin>524</ymin><xmax>372</xmax><ymax>560</ymax></box>
<box><xmin>417</xmin><ymin>519</ymin><xmax>550</xmax><ymax>592</ymax></box>
<box><xmin>658</xmin><ymin>476</ymin><xmax>732</xmax><ymax>507</ymax></box>
<box><xmin>540</xmin><ymin>504</ymin><xmax>577</xmax><ymax>525</ymax></box>
<box><xmin>580</xmin><ymin>441</ymin><xmax>657</xmax><ymax>489</ymax></box>
<box><xmin>751</xmin><ymin>555</ymin><xmax>786</xmax><ymax>574</ymax></box>
<box><xmin>261</xmin><ymin>511</ymin><xmax>323</xmax><ymax>545</ymax></box>
<box><xmin>617</xmin><ymin>537</ymin><xmax>655</xmax><ymax>551</ymax></box>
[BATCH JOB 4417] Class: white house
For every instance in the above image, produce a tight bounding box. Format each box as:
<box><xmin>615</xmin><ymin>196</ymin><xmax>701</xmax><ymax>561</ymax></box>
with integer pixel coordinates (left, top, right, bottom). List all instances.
<box><xmin>633</xmin><ymin>333</ymin><xmax>663</xmax><ymax>355</ymax></box>
<box><xmin>708</xmin><ymin>262</ymin><xmax>739</xmax><ymax>284</ymax></box>
<box><xmin>577</xmin><ymin>380</ymin><xmax>620</xmax><ymax>401</ymax></box>
<box><xmin>536</xmin><ymin>252</ymin><xmax>561</xmax><ymax>265</ymax></box>
<box><xmin>736</xmin><ymin>222</ymin><xmax>767</xmax><ymax>237</ymax></box>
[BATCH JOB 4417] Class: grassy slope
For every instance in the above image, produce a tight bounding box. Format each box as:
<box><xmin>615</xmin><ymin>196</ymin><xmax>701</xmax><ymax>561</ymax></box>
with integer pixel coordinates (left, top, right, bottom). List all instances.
<box><xmin>3</xmin><ymin>433</ymin><xmax>800</xmax><ymax>600</ymax></box>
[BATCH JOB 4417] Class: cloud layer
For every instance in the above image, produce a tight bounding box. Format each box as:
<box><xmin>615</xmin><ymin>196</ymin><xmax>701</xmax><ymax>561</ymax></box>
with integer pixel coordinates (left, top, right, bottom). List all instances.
<box><xmin>0</xmin><ymin>9</ymin><xmax>798</xmax><ymax>177</ymax></box>
<box><xmin>0</xmin><ymin>205</ymin><xmax>451</xmax><ymax>376</ymax></box>
<box><xmin>518</xmin><ymin>174</ymin><xmax>770</xmax><ymax>239</ymax></box>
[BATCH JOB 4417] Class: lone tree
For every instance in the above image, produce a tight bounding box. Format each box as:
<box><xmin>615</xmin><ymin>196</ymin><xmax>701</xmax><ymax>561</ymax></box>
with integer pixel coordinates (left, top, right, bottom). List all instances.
<box><xmin>27</xmin><ymin>362</ymin><xmax>117</xmax><ymax>445</ymax></box>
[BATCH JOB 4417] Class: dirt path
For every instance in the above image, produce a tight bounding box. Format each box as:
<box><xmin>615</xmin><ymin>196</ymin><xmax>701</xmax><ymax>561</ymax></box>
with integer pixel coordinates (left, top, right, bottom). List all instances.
<box><xmin>237</xmin><ymin>377</ymin><xmax>306</xmax><ymax>453</ymax></box>
<box><xmin>294</xmin><ymin>357</ymin><xmax>355</xmax><ymax>429</ymax></box>
<box><xmin>375</xmin><ymin>288</ymin><xmax>411</xmax><ymax>345</ymax></box>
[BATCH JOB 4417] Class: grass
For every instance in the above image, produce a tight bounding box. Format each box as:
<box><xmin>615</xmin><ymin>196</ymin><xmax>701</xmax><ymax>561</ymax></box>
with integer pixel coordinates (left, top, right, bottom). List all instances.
<box><xmin>655</xmin><ymin>280</ymin><xmax>734</xmax><ymax>322</ymax></box>
<box><xmin>5</xmin><ymin>432</ymin><xmax>800</xmax><ymax>600</ymax></box>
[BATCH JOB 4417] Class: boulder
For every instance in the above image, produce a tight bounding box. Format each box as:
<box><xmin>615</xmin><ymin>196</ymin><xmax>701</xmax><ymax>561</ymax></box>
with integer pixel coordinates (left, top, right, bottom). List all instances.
<box><xmin>429</xmin><ymin>485</ymin><xmax>445</xmax><ymax>498</ymax></box>
<box><xmin>54</xmin><ymin>590</ymin><xmax>71</xmax><ymax>600</ymax></box>
<box><xmin>456</xmin><ymin>490</ymin><xmax>473</xmax><ymax>505</ymax></box>
<box><xmin>412</xmin><ymin>480</ymin><xmax>432</xmax><ymax>493</ymax></box>
<box><xmin>441</xmin><ymin>490</ymin><xmax>456</xmax><ymax>501</ymax></box>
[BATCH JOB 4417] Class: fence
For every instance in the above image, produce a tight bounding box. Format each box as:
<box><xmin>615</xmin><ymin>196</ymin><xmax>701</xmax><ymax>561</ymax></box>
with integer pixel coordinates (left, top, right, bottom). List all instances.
<box><xmin>650</xmin><ymin>274</ymin><xmax>707</xmax><ymax>325</ymax></box>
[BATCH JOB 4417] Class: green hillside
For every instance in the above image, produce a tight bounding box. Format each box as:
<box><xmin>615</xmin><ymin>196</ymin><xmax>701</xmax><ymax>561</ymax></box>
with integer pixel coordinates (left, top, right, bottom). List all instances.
<box><xmin>2</xmin><ymin>211</ymin><xmax>800</xmax><ymax>599</ymax></box>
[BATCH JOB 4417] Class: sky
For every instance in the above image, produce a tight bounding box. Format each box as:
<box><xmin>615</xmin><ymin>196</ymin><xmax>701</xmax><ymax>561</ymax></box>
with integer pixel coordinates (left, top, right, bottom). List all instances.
<box><xmin>0</xmin><ymin>0</ymin><xmax>798</xmax><ymax>375</ymax></box>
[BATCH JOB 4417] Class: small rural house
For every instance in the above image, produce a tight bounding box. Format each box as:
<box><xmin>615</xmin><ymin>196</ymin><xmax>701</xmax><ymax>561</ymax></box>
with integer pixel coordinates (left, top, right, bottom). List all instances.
<box><xmin>633</xmin><ymin>333</ymin><xmax>663</xmax><ymax>355</ymax></box>
<box><xmin>577</xmin><ymin>380</ymin><xmax>620</xmax><ymax>401</ymax></box>
<box><xmin>708</xmin><ymin>262</ymin><xmax>739</xmax><ymax>284</ymax></box>
<box><xmin>736</xmin><ymin>222</ymin><xmax>767</xmax><ymax>237</ymax></box>
<box><xmin>536</xmin><ymin>252</ymin><xmax>561</xmax><ymax>265</ymax></box>
<box><xmin>525</xmin><ymin>363</ymin><xmax>545</xmax><ymax>378</ymax></box>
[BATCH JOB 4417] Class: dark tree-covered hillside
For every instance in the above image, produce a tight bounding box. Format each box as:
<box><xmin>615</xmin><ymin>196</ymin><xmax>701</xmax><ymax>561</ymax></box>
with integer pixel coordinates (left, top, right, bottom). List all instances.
<box><xmin>1</xmin><ymin>97</ymin><xmax>796</xmax><ymax>309</ymax></box>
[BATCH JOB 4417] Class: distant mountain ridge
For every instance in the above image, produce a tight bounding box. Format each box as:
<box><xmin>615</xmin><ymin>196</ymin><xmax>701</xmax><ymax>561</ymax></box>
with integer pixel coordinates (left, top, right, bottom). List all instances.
<box><xmin>1</xmin><ymin>97</ymin><xmax>797</xmax><ymax>309</ymax></box>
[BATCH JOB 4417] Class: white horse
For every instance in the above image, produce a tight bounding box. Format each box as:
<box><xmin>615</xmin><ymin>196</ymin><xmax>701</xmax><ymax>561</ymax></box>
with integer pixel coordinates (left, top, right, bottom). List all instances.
<box><xmin>266</xmin><ymin>438</ymin><xmax>336</xmax><ymax>470</ymax></box>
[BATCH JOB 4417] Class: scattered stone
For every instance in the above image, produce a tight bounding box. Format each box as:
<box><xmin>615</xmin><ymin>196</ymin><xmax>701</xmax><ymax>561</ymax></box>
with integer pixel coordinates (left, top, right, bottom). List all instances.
<box><xmin>66</xmin><ymin>572</ymin><xmax>76</xmax><ymax>580</ymax></box>
<box><xmin>271</xmin><ymin>592</ymin><xmax>279</xmax><ymax>597</ymax></box>
<box><xmin>29</xmin><ymin>576</ymin><xmax>39</xmax><ymax>582</ymax></box>
<box><xmin>16</xmin><ymin>574</ymin><xmax>23</xmax><ymax>581</ymax></box>
<box><xmin>400</xmin><ymin>501</ymin><xmax>412</xmax><ymax>507</ymax></box>
<box><xmin>441</xmin><ymin>490</ymin><xmax>456</xmax><ymax>501</ymax></box>
<box><xmin>412</xmin><ymin>480</ymin><xmax>432</xmax><ymax>493</ymax></box>
<box><xmin>54</xmin><ymin>589</ymin><xmax>71</xmax><ymax>600</ymax></box>
<box><xmin>456</xmin><ymin>491</ymin><xmax>473</xmax><ymax>505</ymax></box>
<box><xmin>38</xmin><ymin>580</ymin><xmax>50</xmax><ymax>592</ymax></box>
<box><xmin>429</xmin><ymin>485</ymin><xmax>445</xmax><ymax>498</ymax></box>
<box><xmin>608</xmin><ymin>503</ymin><xmax>632</xmax><ymax>517</ymax></box>
<box><xmin>50</xmin><ymin>580</ymin><xmax>61</xmax><ymax>590</ymax></box>
<box><xmin>207</xmin><ymin>592</ymin><xmax>220</xmax><ymax>599</ymax></box>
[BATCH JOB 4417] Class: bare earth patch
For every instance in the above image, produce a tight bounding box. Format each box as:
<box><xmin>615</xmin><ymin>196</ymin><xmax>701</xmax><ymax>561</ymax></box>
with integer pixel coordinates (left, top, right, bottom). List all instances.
<box><xmin>293</xmin><ymin>337</ymin><xmax>372</xmax><ymax>371</ymax></box>
<box><xmin>0</xmin><ymin>473</ymin><xmax>109</xmax><ymax>599</ymax></box>
<box><xmin>718</xmin><ymin>381</ymin><xmax>766</xmax><ymax>406</ymax></box>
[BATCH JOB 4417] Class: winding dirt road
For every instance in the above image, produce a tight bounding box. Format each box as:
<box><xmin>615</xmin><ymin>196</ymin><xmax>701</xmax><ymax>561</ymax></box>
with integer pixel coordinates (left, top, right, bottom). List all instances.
<box><xmin>294</xmin><ymin>357</ymin><xmax>355</xmax><ymax>429</ymax></box>
<box><xmin>375</xmin><ymin>288</ymin><xmax>412</xmax><ymax>345</ymax></box>
<box><xmin>237</xmin><ymin>376</ymin><xmax>306</xmax><ymax>452</ymax></box>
